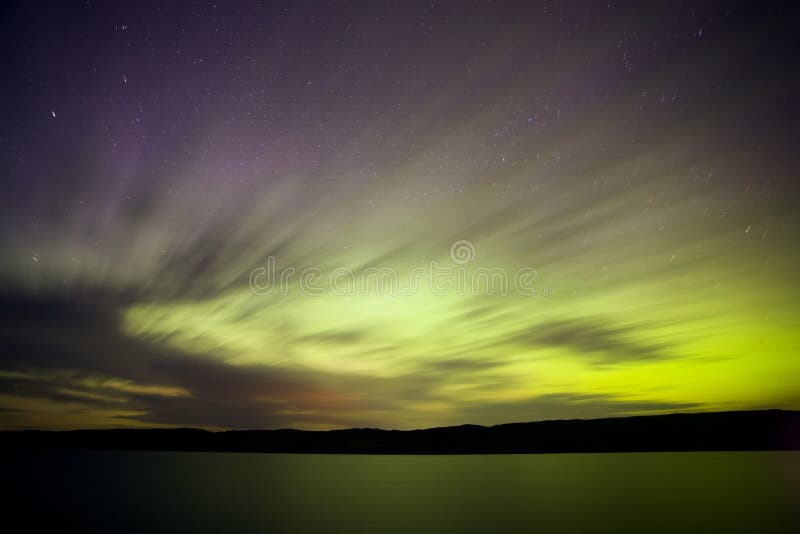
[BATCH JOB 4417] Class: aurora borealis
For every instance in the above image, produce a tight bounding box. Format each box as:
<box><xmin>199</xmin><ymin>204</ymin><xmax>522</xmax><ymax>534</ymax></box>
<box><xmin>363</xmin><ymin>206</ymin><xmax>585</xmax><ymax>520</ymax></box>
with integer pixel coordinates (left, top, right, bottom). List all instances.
<box><xmin>1</xmin><ymin>1</ymin><xmax>799</xmax><ymax>431</ymax></box>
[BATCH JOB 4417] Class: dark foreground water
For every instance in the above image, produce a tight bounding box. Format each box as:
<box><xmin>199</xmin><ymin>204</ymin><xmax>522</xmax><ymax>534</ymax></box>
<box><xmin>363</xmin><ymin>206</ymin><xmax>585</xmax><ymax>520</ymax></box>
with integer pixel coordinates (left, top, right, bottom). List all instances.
<box><xmin>4</xmin><ymin>451</ymin><xmax>799</xmax><ymax>532</ymax></box>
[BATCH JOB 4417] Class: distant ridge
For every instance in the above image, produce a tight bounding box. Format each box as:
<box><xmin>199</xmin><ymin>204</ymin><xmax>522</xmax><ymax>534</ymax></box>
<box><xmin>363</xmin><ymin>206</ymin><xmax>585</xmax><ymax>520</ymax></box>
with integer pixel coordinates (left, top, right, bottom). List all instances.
<box><xmin>3</xmin><ymin>410</ymin><xmax>799</xmax><ymax>454</ymax></box>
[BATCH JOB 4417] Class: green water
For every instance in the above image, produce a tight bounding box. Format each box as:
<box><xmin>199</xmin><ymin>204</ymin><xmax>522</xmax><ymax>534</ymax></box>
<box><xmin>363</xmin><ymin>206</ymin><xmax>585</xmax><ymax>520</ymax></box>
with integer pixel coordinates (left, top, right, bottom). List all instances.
<box><xmin>4</xmin><ymin>451</ymin><xmax>799</xmax><ymax>532</ymax></box>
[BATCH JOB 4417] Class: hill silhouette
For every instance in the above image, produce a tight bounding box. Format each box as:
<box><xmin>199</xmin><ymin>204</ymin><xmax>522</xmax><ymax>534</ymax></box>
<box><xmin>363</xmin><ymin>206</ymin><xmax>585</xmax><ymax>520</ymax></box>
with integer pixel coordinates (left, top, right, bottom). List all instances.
<box><xmin>3</xmin><ymin>410</ymin><xmax>798</xmax><ymax>454</ymax></box>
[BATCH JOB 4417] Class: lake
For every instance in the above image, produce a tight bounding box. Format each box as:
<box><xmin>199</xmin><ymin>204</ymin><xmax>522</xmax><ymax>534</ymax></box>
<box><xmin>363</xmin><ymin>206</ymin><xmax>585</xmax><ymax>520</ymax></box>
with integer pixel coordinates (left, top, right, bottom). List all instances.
<box><xmin>4</xmin><ymin>451</ymin><xmax>799</xmax><ymax>532</ymax></box>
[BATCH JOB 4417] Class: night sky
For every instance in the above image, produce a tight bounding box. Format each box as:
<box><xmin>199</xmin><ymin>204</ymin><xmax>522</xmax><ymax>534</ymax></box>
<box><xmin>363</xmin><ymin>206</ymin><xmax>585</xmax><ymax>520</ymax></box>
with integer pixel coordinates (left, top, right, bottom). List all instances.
<box><xmin>1</xmin><ymin>1</ymin><xmax>799</xmax><ymax>430</ymax></box>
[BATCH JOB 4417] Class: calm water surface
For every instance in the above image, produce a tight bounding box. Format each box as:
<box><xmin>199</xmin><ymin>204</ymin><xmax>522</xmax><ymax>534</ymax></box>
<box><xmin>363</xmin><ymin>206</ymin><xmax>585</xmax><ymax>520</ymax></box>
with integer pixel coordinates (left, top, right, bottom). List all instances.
<box><xmin>5</xmin><ymin>451</ymin><xmax>799</xmax><ymax>532</ymax></box>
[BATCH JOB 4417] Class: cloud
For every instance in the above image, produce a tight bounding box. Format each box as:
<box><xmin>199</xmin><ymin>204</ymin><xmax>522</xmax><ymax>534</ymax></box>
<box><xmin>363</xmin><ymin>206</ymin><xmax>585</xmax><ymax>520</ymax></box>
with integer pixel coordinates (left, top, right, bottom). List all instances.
<box><xmin>0</xmin><ymin>292</ymin><xmax>362</xmax><ymax>429</ymax></box>
<box><xmin>294</xmin><ymin>329</ymin><xmax>366</xmax><ymax>345</ymax></box>
<box><xmin>511</xmin><ymin>318</ymin><xmax>672</xmax><ymax>364</ymax></box>
<box><xmin>0</xmin><ymin>290</ymin><xmax>713</xmax><ymax>430</ymax></box>
<box><xmin>422</xmin><ymin>357</ymin><xmax>505</xmax><ymax>373</ymax></box>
